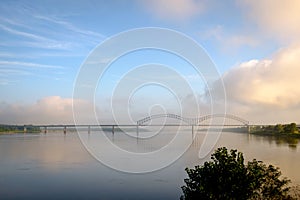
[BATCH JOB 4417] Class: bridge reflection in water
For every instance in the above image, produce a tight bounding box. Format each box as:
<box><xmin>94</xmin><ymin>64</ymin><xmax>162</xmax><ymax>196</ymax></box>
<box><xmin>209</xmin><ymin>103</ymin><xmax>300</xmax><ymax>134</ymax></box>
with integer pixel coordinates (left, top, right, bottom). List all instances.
<box><xmin>81</xmin><ymin>113</ymin><xmax>250</xmax><ymax>154</ymax></box>
<box><xmin>19</xmin><ymin>114</ymin><xmax>251</xmax><ymax>155</ymax></box>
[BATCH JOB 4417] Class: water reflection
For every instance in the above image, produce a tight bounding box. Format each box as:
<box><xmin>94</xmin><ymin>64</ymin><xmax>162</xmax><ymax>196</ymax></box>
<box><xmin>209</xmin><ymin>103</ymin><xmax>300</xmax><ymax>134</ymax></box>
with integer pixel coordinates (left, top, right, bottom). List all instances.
<box><xmin>1</xmin><ymin>130</ymin><xmax>300</xmax><ymax>199</ymax></box>
<box><xmin>253</xmin><ymin>134</ymin><xmax>300</xmax><ymax>150</ymax></box>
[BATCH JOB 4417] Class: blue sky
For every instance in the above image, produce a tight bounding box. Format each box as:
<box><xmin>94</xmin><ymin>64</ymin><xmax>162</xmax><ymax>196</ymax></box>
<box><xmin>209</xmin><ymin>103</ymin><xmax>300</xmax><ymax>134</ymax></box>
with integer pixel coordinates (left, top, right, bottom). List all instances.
<box><xmin>1</xmin><ymin>0</ymin><xmax>300</xmax><ymax>124</ymax></box>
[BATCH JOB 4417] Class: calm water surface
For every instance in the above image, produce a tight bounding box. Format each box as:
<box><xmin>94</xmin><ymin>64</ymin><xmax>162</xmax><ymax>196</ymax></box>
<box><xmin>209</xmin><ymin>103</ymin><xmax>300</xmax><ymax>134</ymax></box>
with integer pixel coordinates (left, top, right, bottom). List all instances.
<box><xmin>0</xmin><ymin>130</ymin><xmax>300</xmax><ymax>199</ymax></box>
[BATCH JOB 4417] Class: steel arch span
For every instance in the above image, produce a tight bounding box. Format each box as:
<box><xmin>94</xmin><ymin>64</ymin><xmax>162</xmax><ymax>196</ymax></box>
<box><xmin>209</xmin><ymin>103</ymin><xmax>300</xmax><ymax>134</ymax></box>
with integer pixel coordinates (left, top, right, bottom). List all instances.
<box><xmin>136</xmin><ymin>113</ymin><xmax>249</xmax><ymax>126</ymax></box>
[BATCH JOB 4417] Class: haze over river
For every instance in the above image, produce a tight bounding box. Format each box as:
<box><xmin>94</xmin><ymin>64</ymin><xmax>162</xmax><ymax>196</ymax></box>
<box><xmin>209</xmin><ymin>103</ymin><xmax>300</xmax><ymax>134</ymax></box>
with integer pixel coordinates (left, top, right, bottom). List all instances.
<box><xmin>0</xmin><ymin>129</ymin><xmax>299</xmax><ymax>199</ymax></box>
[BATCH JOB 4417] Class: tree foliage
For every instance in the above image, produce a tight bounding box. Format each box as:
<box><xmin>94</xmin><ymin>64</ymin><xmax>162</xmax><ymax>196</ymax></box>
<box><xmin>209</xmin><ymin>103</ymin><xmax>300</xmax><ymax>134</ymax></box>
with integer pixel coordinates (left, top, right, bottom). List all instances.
<box><xmin>0</xmin><ymin>125</ymin><xmax>40</xmax><ymax>133</ymax></box>
<box><xmin>252</xmin><ymin>123</ymin><xmax>299</xmax><ymax>134</ymax></box>
<box><xmin>181</xmin><ymin>147</ymin><xmax>291</xmax><ymax>200</ymax></box>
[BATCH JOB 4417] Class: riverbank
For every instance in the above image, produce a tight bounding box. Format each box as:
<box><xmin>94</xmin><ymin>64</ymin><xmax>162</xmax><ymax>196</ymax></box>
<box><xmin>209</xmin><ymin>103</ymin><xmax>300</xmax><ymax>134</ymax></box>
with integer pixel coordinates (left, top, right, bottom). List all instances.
<box><xmin>0</xmin><ymin>131</ymin><xmax>41</xmax><ymax>135</ymax></box>
<box><xmin>251</xmin><ymin>131</ymin><xmax>300</xmax><ymax>138</ymax></box>
<box><xmin>250</xmin><ymin>123</ymin><xmax>300</xmax><ymax>137</ymax></box>
<box><xmin>0</xmin><ymin>125</ymin><xmax>41</xmax><ymax>134</ymax></box>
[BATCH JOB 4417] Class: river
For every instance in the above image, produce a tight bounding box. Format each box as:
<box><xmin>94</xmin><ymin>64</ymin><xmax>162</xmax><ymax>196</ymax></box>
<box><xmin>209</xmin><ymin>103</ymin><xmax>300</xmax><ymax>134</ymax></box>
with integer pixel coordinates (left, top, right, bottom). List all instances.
<box><xmin>0</xmin><ymin>129</ymin><xmax>299</xmax><ymax>199</ymax></box>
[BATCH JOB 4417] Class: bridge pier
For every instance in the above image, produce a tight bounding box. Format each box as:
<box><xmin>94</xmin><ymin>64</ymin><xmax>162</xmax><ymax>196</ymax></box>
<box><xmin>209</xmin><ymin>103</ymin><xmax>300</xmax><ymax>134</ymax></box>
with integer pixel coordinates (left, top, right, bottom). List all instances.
<box><xmin>23</xmin><ymin>125</ymin><xmax>27</xmax><ymax>134</ymax></box>
<box><xmin>44</xmin><ymin>126</ymin><xmax>47</xmax><ymax>134</ymax></box>
<box><xmin>112</xmin><ymin>125</ymin><xmax>115</xmax><ymax>135</ymax></box>
<box><xmin>247</xmin><ymin>125</ymin><xmax>251</xmax><ymax>134</ymax></box>
<box><xmin>192</xmin><ymin>125</ymin><xmax>194</xmax><ymax>140</ymax></box>
<box><xmin>88</xmin><ymin>125</ymin><xmax>90</xmax><ymax>134</ymax></box>
<box><xmin>63</xmin><ymin>126</ymin><xmax>67</xmax><ymax>134</ymax></box>
<box><xmin>136</xmin><ymin>125</ymin><xmax>139</xmax><ymax>139</ymax></box>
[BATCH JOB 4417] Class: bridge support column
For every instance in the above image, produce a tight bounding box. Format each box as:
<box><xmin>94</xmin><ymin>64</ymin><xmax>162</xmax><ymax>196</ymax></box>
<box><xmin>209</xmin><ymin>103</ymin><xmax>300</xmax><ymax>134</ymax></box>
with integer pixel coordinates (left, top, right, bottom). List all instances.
<box><xmin>44</xmin><ymin>126</ymin><xmax>47</xmax><ymax>134</ymax></box>
<box><xmin>192</xmin><ymin>125</ymin><xmax>194</xmax><ymax>140</ymax></box>
<box><xmin>136</xmin><ymin>125</ymin><xmax>139</xmax><ymax>139</ymax></box>
<box><xmin>23</xmin><ymin>125</ymin><xmax>27</xmax><ymax>134</ymax></box>
<box><xmin>63</xmin><ymin>126</ymin><xmax>67</xmax><ymax>134</ymax></box>
<box><xmin>247</xmin><ymin>125</ymin><xmax>251</xmax><ymax>134</ymax></box>
<box><xmin>88</xmin><ymin>126</ymin><xmax>90</xmax><ymax>134</ymax></box>
<box><xmin>112</xmin><ymin>125</ymin><xmax>115</xmax><ymax>135</ymax></box>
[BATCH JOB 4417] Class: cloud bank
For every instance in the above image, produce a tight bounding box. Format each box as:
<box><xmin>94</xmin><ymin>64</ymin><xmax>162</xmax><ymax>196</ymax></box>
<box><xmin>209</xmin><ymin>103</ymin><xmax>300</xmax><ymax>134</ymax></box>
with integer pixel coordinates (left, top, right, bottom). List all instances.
<box><xmin>213</xmin><ymin>44</ymin><xmax>300</xmax><ymax>123</ymax></box>
<box><xmin>240</xmin><ymin>0</ymin><xmax>300</xmax><ymax>42</ymax></box>
<box><xmin>0</xmin><ymin>96</ymin><xmax>93</xmax><ymax>124</ymax></box>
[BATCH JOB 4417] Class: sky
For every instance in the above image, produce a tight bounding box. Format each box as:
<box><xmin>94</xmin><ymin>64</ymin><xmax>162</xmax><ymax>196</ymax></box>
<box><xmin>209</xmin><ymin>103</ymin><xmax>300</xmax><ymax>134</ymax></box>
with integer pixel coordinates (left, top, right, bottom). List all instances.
<box><xmin>1</xmin><ymin>0</ymin><xmax>300</xmax><ymax>124</ymax></box>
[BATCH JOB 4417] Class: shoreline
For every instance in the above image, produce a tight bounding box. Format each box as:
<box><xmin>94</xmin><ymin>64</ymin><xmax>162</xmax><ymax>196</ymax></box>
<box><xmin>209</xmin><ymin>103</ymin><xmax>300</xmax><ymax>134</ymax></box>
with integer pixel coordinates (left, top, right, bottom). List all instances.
<box><xmin>250</xmin><ymin>131</ymin><xmax>300</xmax><ymax>138</ymax></box>
<box><xmin>0</xmin><ymin>131</ymin><xmax>41</xmax><ymax>135</ymax></box>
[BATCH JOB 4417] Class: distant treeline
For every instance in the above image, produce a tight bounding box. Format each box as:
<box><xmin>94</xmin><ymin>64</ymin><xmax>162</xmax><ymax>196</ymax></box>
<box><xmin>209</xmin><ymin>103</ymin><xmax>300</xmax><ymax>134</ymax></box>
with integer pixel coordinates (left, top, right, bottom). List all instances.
<box><xmin>0</xmin><ymin>125</ymin><xmax>40</xmax><ymax>133</ymax></box>
<box><xmin>251</xmin><ymin>123</ymin><xmax>299</xmax><ymax>135</ymax></box>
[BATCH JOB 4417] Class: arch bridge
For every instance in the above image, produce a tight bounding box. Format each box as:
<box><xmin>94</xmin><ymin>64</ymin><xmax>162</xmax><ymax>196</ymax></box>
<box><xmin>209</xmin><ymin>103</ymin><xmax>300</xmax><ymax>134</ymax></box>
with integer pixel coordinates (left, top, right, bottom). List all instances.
<box><xmin>136</xmin><ymin>113</ymin><xmax>249</xmax><ymax>126</ymax></box>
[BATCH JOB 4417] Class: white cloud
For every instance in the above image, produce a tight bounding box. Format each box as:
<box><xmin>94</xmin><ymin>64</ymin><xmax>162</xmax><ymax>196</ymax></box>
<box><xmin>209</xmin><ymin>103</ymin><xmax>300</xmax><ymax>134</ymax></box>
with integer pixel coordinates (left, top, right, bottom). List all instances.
<box><xmin>0</xmin><ymin>22</ymin><xmax>75</xmax><ymax>50</ymax></box>
<box><xmin>239</xmin><ymin>0</ymin><xmax>300</xmax><ymax>42</ymax></box>
<box><xmin>0</xmin><ymin>96</ymin><xmax>94</xmax><ymax>124</ymax></box>
<box><xmin>0</xmin><ymin>61</ymin><xmax>64</xmax><ymax>69</ymax></box>
<box><xmin>200</xmin><ymin>25</ymin><xmax>259</xmax><ymax>52</ymax></box>
<box><xmin>0</xmin><ymin>23</ymin><xmax>48</xmax><ymax>41</ymax></box>
<box><xmin>34</xmin><ymin>15</ymin><xmax>105</xmax><ymax>39</ymax></box>
<box><xmin>140</xmin><ymin>0</ymin><xmax>205</xmax><ymax>21</ymax></box>
<box><xmin>212</xmin><ymin>44</ymin><xmax>300</xmax><ymax>123</ymax></box>
<box><xmin>0</xmin><ymin>6</ymin><xmax>105</xmax><ymax>51</ymax></box>
<box><xmin>0</xmin><ymin>68</ymin><xmax>31</xmax><ymax>76</ymax></box>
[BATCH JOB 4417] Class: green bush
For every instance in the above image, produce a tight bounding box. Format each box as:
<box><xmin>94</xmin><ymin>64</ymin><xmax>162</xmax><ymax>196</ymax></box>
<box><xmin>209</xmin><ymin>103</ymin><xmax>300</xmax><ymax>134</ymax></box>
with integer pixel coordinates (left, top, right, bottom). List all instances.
<box><xmin>181</xmin><ymin>147</ymin><xmax>291</xmax><ymax>200</ymax></box>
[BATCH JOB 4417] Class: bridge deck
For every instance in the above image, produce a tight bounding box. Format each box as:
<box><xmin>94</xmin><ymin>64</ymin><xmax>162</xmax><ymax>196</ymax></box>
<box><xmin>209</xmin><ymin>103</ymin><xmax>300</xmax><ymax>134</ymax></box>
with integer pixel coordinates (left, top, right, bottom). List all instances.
<box><xmin>29</xmin><ymin>124</ymin><xmax>249</xmax><ymax>127</ymax></box>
